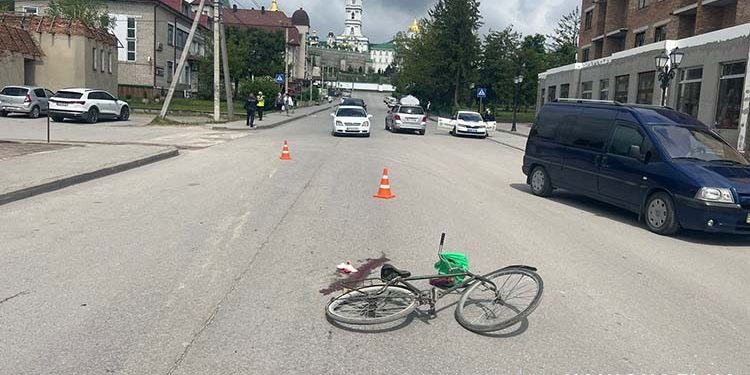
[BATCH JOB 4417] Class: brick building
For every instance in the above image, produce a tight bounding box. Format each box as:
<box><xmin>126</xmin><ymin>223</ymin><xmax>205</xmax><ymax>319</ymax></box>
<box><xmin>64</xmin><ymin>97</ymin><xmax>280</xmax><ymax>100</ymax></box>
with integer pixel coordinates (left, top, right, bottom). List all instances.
<box><xmin>579</xmin><ymin>0</ymin><xmax>750</xmax><ymax>61</ymax></box>
<box><xmin>538</xmin><ymin>0</ymin><xmax>750</xmax><ymax>152</ymax></box>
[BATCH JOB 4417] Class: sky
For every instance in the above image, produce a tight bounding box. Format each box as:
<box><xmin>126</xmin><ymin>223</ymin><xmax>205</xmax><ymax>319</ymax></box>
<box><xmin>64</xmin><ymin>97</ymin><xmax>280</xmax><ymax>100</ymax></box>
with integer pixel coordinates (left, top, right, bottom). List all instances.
<box><xmin>232</xmin><ymin>0</ymin><xmax>580</xmax><ymax>43</ymax></box>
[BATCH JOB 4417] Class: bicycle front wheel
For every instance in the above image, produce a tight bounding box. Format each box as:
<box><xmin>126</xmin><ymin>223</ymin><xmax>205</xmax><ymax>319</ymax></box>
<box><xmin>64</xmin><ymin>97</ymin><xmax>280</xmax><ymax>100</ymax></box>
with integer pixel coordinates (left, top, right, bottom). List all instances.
<box><xmin>455</xmin><ymin>267</ymin><xmax>543</xmax><ymax>333</ymax></box>
<box><xmin>326</xmin><ymin>285</ymin><xmax>419</xmax><ymax>325</ymax></box>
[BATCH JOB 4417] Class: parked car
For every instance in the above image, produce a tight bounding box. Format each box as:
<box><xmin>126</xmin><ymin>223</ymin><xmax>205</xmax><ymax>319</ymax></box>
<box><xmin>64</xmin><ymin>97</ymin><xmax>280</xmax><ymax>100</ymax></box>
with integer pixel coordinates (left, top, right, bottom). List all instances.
<box><xmin>0</xmin><ymin>86</ymin><xmax>55</xmax><ymax>118</ymax></box>
<box><xmin>436</xmin><ymin>111</ymin><xmax>488</xmax><ymax>138</ymax></box>
<box><xmin>523</xmin><ymin>99</ymin><xmax>750</xmax><ymax>235</ymax></box>
<box><xmin>49</xmin><ymin>88</ymin><xmax>130</xmax><ymax>124</ymax></box>
<box><xmin>385</xmin><ymin>105</ymin><xmax>427</xmax><ymax>135</ymax></box>
<box><xmin>342</xmin><ymin>98</ymin><xmax>367</xmax><ymax>111</ymax></box>
<box><xmin>331</xmin><ymin>105</ymin><xmax>373</xmax><ymax>137</ymax></box>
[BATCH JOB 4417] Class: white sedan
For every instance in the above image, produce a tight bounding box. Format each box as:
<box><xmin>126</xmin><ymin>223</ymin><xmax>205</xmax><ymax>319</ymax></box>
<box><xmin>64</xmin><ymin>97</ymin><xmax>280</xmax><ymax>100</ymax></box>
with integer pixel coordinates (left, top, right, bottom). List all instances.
<box><xmin>437</xmin><ymin>111</ymin><xmax>488</xmax><ymax>138</ymax></box>
<box><xmin>331</xmin><ymin>106</ymin><xmax>373</xmax><ymax>137</ymax></box>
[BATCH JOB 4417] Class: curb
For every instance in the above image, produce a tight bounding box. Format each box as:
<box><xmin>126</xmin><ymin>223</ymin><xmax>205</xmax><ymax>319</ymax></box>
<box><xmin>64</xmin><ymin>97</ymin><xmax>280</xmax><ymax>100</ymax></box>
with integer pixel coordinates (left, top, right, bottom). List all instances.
<box><xmin>0</xmin><ymin>147</ymin><xmax>179</xmax><ymax>206</ymax></box>
<box><xmin>495</xmin><ymin>128</ymin><xmax>530</xmax><ymax>138</ymax></box>
<box><xmin>211</xmin><ymin>105</ymin><xmax>334</xmax><ymax>131</ymax></box>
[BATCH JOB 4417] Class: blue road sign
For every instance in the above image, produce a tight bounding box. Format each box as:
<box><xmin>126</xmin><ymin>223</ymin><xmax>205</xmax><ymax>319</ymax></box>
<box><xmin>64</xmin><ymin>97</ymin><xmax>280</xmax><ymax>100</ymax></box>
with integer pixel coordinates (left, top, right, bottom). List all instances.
<box><xmin>477</xmin><ymin>88</ymin><xmax>487</xmax><ymax>98</ymax></box>
<box><xmin>275</xmin><ymin>74</ymin><xmax>285</xmax><ymax>84</ymax></box>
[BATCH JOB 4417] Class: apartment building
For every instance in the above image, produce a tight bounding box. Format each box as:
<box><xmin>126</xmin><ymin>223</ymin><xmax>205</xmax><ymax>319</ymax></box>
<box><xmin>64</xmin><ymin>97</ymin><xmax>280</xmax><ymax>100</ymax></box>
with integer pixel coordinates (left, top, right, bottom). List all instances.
<box><xmin>538</xmin><ymin>0</ymin><xmax>750</xmax><ymax>151</ymax></box>
<box><xmin>15</xmin><ymin>0</ymin><xmax>209</xmax><ymax>98</ymax></box>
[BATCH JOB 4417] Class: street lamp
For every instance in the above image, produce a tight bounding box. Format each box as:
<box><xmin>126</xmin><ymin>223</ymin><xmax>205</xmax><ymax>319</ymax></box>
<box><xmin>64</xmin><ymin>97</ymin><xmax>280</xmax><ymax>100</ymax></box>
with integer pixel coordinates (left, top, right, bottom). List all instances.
<box><xmin>511</xmin><ymin>74</ymin><xmax>524</xmax><ymax>132</ymax></box>
<box><xmin>655</xmin><ymin>47</ymin><xmax>684</xmax><ymax>106</ymax></box>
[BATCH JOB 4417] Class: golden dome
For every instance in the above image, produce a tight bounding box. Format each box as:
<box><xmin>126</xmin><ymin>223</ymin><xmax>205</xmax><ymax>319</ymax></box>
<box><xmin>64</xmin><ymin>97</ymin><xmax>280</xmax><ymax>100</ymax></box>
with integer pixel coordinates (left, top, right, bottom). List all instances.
<box><xmin>408</xmin><ymin>19</ymin><xmax>420</xmax><ymax>33</ymax></box>
<box><xmin>270</xmin><ymin>0</ymin><xmax>279</xmax><ymax>11</ymax></box>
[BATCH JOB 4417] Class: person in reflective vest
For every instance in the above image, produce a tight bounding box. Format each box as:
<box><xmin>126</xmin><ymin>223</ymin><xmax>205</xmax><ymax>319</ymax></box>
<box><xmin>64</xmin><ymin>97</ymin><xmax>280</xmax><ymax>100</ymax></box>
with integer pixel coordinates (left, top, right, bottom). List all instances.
<box><xmin>257</xmin><ymin>91</ymin><xmax>265</xmax><ymax>121</ymax></box>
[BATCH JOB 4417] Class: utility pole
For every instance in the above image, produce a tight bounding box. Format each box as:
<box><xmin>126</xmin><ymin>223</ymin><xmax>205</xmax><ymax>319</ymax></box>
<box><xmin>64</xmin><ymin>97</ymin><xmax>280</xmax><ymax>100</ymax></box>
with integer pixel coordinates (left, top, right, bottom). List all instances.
<box><xmin>213</xmin><ymin>0</ymin><xmax>220</xmax><ymax>121</ymax></box>
<box><xmin>284</xmin><ymin>27</ymin><xmax>290</xmax><ymax>95</ymax></box>
<box><xmin>220</xmin><ymin>22</ymin><xmax>233</xmax><ymax>120</ymax></box>
<box><xmin>160</xmin><ymin>0</ymin><xmax>207</xmax><ymax>119</ymax></box>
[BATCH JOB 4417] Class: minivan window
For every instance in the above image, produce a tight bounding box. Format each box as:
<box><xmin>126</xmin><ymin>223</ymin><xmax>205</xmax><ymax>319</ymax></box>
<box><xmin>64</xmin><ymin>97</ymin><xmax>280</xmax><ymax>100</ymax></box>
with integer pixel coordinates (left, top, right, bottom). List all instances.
<box><xmin>55</xmin><ymin>91</ymin><xmax>83</xmax><ymax>99</ymax></box>
<box><xmin>561</xmin><ymin>108</ymin><xmax>615</xmax><ymax>151</ymax></box>
<box><xmin>652</xmin><ymin>126</ymin><xmax>748</xmax><ymax>164</ymax></box>
<box><xmin>1</xmin><ymin>87</ymin><xmax>28</xmax><ymax>96</ymax></box>
<box><xmin>33</xmin><ymin>88</ymin><xmax>46</xmax><ymax>97</ymax></box>
<box><xmin>531</xmin><ymin>110</ymin><xmax>559</xmax><ymax>140</ymax></box>
<box><xmin>608</xmin><ymin>125</ymin><xmax>644</xmax><ymax>157</ymax></box>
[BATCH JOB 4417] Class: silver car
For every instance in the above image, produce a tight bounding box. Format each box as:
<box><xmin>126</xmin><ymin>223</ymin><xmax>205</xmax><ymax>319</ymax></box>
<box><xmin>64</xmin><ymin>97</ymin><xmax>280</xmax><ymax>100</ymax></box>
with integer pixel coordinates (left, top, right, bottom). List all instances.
<box><xmin>0</xmin><ymin>86</ymin><xmax>55</xmax><ymax>118</ymax></box>
<box><xmin>385</xmin><ymin>105</ymin><xmax>428</xmax><ymax>135</ymax></box>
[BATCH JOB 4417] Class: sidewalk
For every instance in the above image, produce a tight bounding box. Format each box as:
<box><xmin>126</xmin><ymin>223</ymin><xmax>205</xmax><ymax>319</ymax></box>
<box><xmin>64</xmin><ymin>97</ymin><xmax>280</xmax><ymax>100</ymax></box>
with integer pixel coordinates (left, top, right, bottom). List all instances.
<box><xmin>212</xmin><ymin>103</ymin><xmax>335</xmax><ymax>131</ymax></box>
<box><xmin>494</xmin><ymin>122</ymin><xmax>532</xmax><ymax>137</ymax></box>
<box><xmin>0</xmin><ymin>141</ymin><xmax>178</xmax><ymax>206</ymax></box>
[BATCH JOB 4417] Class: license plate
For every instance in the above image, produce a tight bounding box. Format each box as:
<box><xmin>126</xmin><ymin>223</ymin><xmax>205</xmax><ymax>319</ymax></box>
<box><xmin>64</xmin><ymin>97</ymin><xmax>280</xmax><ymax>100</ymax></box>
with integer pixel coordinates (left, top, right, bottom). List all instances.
<box><xmin>467</xmin><ymin>128</ymin><xmax>477</xmax><ymax>133</ymax></box>
<box><xmin>57</xmin><ymin>102</ymin><xmax>67</xmax><ymax>107</ymax></box>
<box><xmin>347</xmin><ymin>127</ymin><xmax>358</xmax><ymax>131</ymax></box>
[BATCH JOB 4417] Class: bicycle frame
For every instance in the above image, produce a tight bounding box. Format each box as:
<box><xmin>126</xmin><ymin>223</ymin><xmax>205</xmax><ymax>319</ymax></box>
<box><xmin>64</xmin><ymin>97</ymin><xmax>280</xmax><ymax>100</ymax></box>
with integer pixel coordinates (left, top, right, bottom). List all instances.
<box><xmin>377</xmin><ymin>271</ymin><xmax>499</xmax><ymax>310</ymax></box>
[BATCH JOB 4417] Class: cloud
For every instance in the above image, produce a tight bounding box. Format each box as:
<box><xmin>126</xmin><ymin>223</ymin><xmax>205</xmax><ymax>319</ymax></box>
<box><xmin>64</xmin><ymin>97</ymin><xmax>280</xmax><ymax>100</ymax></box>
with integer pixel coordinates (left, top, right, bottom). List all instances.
<box><xmin>232</xmin><ymin>0</ymin><xmax>579</xmax><ymax>43</ymax></box>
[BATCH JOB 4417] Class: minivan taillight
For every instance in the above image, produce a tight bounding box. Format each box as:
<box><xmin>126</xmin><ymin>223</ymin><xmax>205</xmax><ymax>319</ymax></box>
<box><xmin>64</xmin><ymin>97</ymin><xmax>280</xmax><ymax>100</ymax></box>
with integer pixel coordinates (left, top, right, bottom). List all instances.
<box><xmin>24</xmin><ymin>94</ymin><xmax>31</xmax><ymax>103</ymax></box>
<box><xmin>394</xmin><ymin>114</ymin><xmax>401</xmax><ymax>121</ymax></box>
<box><xmin>421</xmin><ymin>116</ymin><xmax>428</xmax><ymax>122</ymax></box>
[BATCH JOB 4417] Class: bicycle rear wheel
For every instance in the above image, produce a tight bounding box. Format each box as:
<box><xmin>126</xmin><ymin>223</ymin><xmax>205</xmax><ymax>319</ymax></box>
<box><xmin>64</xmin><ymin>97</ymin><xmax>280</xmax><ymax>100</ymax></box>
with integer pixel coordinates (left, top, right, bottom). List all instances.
<box><xmin>455</xmin><ymin>267</ymin><xmax>543</xmax><ymax>333</ymax></box>
<box><xmin>326</xmin><ymin>285</ymin><xmax>419</xmax><ymax>325</ymax></box>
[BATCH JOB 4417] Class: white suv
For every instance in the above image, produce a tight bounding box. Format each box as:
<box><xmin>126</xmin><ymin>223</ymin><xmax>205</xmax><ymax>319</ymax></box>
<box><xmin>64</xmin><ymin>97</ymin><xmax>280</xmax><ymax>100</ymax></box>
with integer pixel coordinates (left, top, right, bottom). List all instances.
<box><xmin>49</xmin><ymin>88</ymin><xmax>130</xmax><ymax>124</ymax></box>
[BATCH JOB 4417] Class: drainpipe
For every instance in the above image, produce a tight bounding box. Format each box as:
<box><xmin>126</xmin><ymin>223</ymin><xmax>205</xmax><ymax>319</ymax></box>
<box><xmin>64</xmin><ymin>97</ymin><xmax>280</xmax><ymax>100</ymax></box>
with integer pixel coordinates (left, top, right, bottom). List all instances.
<box><xmin>736</xmin><ymin>51</ymin><xmax>750</xmax><ymax>154</ymax></box>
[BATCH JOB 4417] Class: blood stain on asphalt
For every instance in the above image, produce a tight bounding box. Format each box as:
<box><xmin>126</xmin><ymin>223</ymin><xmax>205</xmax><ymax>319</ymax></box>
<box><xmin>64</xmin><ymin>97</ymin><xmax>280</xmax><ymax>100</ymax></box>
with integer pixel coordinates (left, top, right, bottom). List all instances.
<box><xmin>319</xmin><ymin>254</ymin><xmax>390</xmax><ymax>296</ymax></box>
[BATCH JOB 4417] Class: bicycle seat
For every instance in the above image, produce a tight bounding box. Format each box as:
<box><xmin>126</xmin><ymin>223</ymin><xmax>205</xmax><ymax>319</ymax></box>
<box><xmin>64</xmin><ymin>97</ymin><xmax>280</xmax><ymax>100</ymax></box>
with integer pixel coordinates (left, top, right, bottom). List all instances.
<box><xmin>380</xmin><ymin>264</ymin><xmax>411</xmax><ymax>281</ymax></box>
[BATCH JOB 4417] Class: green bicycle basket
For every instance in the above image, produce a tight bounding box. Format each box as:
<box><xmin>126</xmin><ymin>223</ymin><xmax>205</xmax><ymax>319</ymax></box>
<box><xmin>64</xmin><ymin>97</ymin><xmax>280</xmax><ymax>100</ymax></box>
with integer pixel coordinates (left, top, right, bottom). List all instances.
<box><xmin>433</xmin><ymin>252</ymin><xmax>470</xmax><ymax>284</ymax></box>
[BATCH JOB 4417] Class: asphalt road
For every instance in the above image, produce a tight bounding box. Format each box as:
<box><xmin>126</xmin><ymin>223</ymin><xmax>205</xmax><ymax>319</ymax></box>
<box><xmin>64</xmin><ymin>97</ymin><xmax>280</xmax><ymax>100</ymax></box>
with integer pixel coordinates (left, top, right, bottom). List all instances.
<box><xmin>1</xmin><ymin>92</ymin><xmax>748</xmax><ymax>374</ymax></box>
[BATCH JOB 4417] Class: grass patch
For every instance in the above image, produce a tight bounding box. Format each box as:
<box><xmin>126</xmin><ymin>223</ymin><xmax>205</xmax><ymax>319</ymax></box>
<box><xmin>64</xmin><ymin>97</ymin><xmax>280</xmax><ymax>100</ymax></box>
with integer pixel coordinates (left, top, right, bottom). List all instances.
<box><xmin>130</xmin><ymin>98</ymin><xmax>245</xmax><ymax>114</ymax></box>
<box><xmin>492</xmin><ymin>111</ymin><xmax>536</xmax><ymax>123</ymax></box>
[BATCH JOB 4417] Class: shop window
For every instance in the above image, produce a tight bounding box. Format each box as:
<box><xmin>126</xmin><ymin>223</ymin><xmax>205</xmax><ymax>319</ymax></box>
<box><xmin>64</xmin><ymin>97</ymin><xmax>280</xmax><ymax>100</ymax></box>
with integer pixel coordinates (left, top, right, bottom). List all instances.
<box><xmin>560</xmin><ymin>84</ymin><xmax>570</xmax><ymax>98</ymax></box>
<box><xmin>715</xmin><ymin>62</ymin><xmax>746</xmax><ymax>129</ymax></box>
<box><xmin>599</xmin><ymin>79</ymin><xmax>609</xmax><ymax>100</ymax></box>
<box><xmin>676</xmin><ymin>67</ymin><xmax>702</xmax><ymax>118</ymax></box>
<box><xmin>636</xmin><ymin>71</ymin><xmax>655</xmax><ymax>104</ymax></box>
<box><xmin>615</xmin><ymin>75</ymin><xmax>629</xmax><ymax>103</ymax></box>
<box><xmin>581</xmin><ymin>81</ymin><xmax>593</xmax><ymax>99</ymax></box>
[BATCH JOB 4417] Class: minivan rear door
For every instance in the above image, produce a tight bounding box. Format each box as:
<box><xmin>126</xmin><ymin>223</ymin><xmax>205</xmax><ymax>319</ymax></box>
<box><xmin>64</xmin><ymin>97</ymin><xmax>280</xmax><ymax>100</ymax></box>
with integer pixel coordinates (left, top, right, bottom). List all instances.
<box><xmin>558</xmin><ymin>107</ymin><xmax>616</xmax><ymax>195</ymax></box>
<box><xmin>598</xmin><ymin>116</ymin><xmax>647</xmax><ymax>211</ymax></box>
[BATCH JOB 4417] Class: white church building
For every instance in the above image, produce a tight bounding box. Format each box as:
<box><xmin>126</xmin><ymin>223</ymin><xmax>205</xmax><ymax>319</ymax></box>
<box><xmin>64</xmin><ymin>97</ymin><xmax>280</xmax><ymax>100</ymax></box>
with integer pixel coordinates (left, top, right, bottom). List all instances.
<box><xmin>334</xmin><ymin>0</ymin><xmax>369</xmax><ymax>53</ymax></box>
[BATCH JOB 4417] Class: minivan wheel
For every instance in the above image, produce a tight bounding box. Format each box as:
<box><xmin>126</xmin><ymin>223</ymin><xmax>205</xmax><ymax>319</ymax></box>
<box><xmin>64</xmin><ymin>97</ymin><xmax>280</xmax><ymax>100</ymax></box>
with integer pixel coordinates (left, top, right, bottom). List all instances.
<box><xmin>529</xmin><ymin>166</ymin><xmax>553</xmax><ymax>197</ymax></box>
<box><xmin>644</xmin><ymin>192</ymin><xmax>680</xmax><ymax>235</ymax></box>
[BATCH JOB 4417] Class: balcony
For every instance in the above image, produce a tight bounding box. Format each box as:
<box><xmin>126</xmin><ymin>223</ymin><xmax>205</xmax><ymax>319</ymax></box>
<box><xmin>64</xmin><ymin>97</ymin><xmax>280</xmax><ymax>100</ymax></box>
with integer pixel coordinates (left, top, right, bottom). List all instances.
<box><xmin>702</xmin><ymin>0</ymin><xmax>735</xmax><ymax>6</ymax></box>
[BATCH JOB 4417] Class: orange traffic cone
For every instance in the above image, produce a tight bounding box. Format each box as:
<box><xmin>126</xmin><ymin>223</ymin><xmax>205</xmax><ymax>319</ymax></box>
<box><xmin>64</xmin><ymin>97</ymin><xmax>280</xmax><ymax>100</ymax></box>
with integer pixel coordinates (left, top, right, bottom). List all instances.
<box><xmin>373</xmin><ymin>168</ymin><xmax>396</xmax><ymax>199</ymax></box>
<box><xmin>280</xmin><ymin>140</ymin><xmax>292</xmax><ymax>160</ymax></box>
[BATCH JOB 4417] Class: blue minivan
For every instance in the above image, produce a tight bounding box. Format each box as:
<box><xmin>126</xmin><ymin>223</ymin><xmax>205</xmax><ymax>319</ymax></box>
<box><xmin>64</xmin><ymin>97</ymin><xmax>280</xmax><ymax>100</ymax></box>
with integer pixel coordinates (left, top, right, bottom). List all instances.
<box><xmin>522</xmin><ymin>99</ymin><xmax>750</xmax><ymax>235</ymax></box>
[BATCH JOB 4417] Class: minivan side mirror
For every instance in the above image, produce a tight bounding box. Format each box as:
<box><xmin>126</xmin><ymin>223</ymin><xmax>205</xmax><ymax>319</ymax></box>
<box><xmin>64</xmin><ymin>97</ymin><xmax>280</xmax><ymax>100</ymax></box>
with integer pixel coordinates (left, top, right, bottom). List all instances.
<box><xmin>628</xmin><ymin>145</ymin><xmax>644</xmax><ymax>161</ymax></box>
<box><xmin>330</xmin><ymin>113</ymin><xmax>336</xmax><ymax>117</ymax></box>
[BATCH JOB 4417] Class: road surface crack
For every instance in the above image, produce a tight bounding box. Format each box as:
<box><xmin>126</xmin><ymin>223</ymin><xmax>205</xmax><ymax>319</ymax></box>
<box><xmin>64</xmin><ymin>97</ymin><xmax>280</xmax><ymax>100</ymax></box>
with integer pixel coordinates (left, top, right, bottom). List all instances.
<box><xmin>164</xmin><ymin>153</ymin><xmax>331</xmax><ymax>375</ymax></box>
<box><xmin>0</xmin><ymin>290</ymin><xmax>29</xmax><ymax>305</ymax></box>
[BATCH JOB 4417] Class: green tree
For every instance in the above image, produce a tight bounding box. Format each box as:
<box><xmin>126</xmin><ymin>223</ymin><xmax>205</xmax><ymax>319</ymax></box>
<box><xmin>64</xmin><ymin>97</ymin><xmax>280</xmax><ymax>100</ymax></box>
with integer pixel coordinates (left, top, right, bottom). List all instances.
<box><xmin>519</xmin><ymin>34</ymin><xmax>547</xmax><ymax>108</ymax></box>
<box><xmin>0</xmin><ymin>0</ymin><xmax>14</xmax><ymax>12</ymax></box>
<box><xmin>480</xmin><ymin>26</ymin><xmax>522</xmax><ymax>109</ymax></box>
<box><xmin>225</xmin><ymin>27</ymin><xmax>285</xmax><ymax>90</ymax></box>
<box><xmin>546</xmin><ymin>7</ymin><xmax>579</xmax><ymax>68</ymax></box>
<box><xmin>430</xmin><ymin>0</ymin><xmax>482</xmax><ymax>107</ymax></box>
<box><xmin>46</xmin><ymin>0</ymin><xmax>112</xmax><ymax>29</ymax></box>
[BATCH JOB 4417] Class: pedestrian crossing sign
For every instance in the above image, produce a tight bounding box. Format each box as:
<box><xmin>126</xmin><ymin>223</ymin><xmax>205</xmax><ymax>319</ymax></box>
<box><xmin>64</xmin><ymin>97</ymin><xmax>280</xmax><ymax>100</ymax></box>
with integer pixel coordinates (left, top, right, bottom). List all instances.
<box><xmin>275</xmin><ymin>74</ymin><xmax>285</xmax><ymax>84</ymax></box>
<box><xmin>477</xmin><ymin>88</ymin><xmax>487</xmax><ymax>98</ymax></box>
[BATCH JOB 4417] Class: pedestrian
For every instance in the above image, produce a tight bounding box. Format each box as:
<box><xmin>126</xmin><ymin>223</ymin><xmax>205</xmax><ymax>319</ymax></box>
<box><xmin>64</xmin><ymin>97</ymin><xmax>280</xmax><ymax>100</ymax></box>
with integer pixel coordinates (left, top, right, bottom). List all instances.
<box><xmin>276</xmin><ymin>93</ymin><xmax>283</xmax><ymax>111</ymax></box>
<box><xmin>426</xmin><ymin>100</ymin><xmax>432</xmax><ymax>115</ymax></box>
<box><xmin>284</xmin><ymin>93</ymin><xmax>294</xmax><ymax>116</ymax></box>
<box><xmin>257</xmin><ymin>91</ymin><xmax>265</xmax><ymax>121</ymax></box>
<box><xmin>244</xmin><ymin>93</ymin><xmax>258</xmax><ymax>127</ymax></box>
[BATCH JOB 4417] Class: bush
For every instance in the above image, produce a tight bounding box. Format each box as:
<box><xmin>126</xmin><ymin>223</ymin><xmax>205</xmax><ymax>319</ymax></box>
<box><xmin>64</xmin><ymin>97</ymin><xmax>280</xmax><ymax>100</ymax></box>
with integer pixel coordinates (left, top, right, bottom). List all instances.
<box><xmin>238</xmin><ymin>78</ymin><xmax>281</xmax><ymax>102</ymax></box>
